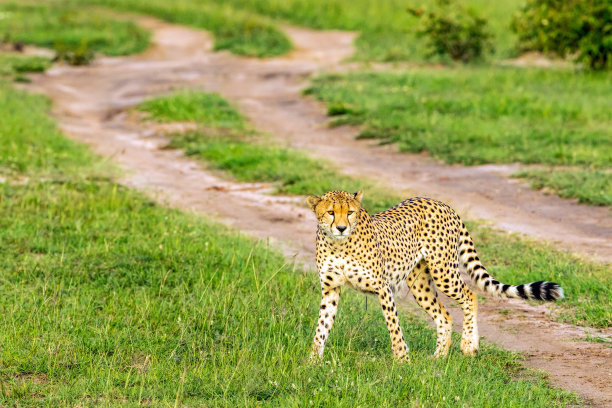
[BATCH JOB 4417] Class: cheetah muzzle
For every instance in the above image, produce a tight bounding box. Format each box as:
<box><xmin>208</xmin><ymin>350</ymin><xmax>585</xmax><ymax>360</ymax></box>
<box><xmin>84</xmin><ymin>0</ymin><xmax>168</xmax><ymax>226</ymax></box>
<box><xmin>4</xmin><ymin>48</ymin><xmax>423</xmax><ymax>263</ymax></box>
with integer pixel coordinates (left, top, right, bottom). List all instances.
<box><xmin>307</xmin><ymin>190</ymin><xmax>564</xmax><ymax>361</ymax></box>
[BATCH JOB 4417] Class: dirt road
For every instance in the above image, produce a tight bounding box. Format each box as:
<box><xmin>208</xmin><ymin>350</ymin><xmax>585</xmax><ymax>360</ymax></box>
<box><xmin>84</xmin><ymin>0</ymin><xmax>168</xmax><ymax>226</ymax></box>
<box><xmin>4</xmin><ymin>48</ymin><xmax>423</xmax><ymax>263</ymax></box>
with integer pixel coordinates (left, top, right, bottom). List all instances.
<box><xmin>142</xmin><ymin>18</ymin><xmax>612</xmax><ymax>264</ymax></box>
<box><xmin>23</xmin><ymin>16</ymin><xmax>612</xmax><ymax>406</ymax></box>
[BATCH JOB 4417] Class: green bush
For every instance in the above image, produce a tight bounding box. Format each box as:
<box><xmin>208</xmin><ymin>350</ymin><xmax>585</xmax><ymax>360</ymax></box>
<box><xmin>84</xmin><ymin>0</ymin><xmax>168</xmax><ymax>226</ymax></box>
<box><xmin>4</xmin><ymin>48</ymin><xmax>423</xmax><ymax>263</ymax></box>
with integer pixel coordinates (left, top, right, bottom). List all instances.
<box><xmin>512</xmin><ymin>0</ymin><xmax>612</xmax><ymax>70</ymax></box>
<box><xmin>408</xmin><ymin>0</ymin><xmax>493</xmax><ymax>62</ymax></box>
<box><xmin>53</xmin><ymin>40</ymin><xmax>95</xmax><ymax>66</ymax></box>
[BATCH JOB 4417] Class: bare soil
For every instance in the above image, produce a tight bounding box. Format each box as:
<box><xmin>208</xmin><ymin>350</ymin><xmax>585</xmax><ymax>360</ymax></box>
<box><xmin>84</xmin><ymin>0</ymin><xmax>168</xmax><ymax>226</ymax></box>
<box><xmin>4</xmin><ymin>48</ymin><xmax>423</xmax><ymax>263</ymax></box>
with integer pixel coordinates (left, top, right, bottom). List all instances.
<box><xmin>21</xmin><ymin>16</ymin><xmax>612</xmax><ymax>407</ymax></box>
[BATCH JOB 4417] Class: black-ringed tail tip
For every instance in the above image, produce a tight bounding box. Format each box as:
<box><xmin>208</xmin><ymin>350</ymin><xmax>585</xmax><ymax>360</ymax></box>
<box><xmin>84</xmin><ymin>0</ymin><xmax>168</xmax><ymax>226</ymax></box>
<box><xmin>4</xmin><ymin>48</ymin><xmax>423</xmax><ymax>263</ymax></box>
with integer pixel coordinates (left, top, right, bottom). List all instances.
<box><xmin>458</xmin><ymin>222</ymin><xmax>564</xmax><ymax>302</ymax></box>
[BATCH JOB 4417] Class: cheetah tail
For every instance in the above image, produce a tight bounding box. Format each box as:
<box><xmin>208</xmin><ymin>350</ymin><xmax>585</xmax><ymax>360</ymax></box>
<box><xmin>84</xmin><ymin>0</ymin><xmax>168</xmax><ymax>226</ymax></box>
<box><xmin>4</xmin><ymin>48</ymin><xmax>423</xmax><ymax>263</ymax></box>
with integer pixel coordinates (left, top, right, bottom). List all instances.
<box><xmin>458</xmin><ymin>224</ymin><xmax>564</xmax><ymax>301</ymax></box>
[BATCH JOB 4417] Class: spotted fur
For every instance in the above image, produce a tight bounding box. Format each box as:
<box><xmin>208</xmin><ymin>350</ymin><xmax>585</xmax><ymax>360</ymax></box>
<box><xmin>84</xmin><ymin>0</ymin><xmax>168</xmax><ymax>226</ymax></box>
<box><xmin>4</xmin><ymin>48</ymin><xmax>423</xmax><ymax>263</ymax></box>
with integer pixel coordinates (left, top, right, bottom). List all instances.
<box><xmin>307</xmin><ymin>191</ymin><xmax>563</xmax><ymax>360</ymax></box>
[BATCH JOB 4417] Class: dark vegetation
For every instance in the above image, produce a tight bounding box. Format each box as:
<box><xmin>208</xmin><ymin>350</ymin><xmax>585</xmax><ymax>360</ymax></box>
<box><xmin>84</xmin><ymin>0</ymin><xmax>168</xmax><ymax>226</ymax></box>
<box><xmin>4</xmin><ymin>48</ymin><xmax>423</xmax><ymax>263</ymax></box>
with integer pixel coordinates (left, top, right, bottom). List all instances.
<box><xmin>512</xmin><ymin>0</ymin><xmax>612</xmax><ymax>70</ymax></box>
<box><xmin>409</xmin><ymin>0</ymin><xmax>494</xmax><ymax>62</ymax></box>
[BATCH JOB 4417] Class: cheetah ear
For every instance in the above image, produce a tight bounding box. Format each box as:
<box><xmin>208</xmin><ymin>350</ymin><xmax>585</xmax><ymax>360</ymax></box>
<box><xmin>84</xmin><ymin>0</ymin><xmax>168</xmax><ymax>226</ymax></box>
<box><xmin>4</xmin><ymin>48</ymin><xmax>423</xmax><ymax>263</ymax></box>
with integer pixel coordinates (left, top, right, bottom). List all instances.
<box><xmin>306</xmin><ymin>195</ymin><xmax>320</xmax><ymax>210</ymax></box>
<box><xmin>353</xmin><ymin>190</ymin><xmax>363</xmax><ymax>204</ymax></box>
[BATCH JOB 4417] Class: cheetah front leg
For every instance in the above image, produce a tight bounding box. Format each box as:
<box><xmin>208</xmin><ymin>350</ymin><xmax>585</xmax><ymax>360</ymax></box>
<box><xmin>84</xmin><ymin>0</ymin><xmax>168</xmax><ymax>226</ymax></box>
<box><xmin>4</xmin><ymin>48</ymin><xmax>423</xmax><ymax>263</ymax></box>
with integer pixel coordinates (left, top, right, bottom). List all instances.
<box><xmin>377</xmin><ymin>284</ymin><xmax>409</xmax><ymax>361</ymax></box>
<box><xmin>310</xmin><ymin>286</ymin><xmax>341</xmax><ymax>360</ymax></box>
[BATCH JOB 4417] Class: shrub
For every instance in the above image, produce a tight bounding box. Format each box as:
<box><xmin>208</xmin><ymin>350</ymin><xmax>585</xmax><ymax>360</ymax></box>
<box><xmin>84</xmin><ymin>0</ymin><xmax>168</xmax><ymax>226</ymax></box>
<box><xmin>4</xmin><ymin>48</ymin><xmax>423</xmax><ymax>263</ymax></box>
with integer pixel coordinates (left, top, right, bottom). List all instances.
<box><xmin>512</xmin><ymin>0</ymin><xmax>612</xmax><ymax>70</ymax></box>
<box><xmin>408</xmin><ymin>0</ymin><xmax>493</xmax><ymax>63</ymax></box>
<box><xmin>53</xmin><ymin>40</ymin><xmax>95</xmax><ymax>66</ymax></box>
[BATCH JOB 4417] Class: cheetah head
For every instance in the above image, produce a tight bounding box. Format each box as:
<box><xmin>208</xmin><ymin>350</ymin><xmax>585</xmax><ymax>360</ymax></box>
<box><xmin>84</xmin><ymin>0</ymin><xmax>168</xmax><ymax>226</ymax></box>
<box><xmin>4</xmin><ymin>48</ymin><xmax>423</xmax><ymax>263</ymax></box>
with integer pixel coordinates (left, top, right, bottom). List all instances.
<box><xmin>306</xmin><ymin>190</ymin><xmax>363</xmax><ymax>239</ymax></box>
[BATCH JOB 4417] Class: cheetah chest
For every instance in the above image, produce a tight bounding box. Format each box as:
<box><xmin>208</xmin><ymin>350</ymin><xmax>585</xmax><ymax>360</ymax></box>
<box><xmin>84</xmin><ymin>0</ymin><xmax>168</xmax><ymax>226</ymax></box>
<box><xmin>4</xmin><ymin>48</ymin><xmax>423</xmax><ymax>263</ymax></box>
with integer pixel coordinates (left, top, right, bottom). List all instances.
<box><xmin>319</xmin><ymin>252</ymin><xmax>379</xmax><ymax>294</ymax></box>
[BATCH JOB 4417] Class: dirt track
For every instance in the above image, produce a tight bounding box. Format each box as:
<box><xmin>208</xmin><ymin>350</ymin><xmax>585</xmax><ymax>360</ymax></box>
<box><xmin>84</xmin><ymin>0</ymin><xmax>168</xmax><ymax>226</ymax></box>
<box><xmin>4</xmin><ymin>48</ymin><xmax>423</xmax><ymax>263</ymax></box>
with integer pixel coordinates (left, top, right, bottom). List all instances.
<box><xmin>22</xmin><ymin>17</ymin><xmax>612</xmax><ymax>406</ymax></box>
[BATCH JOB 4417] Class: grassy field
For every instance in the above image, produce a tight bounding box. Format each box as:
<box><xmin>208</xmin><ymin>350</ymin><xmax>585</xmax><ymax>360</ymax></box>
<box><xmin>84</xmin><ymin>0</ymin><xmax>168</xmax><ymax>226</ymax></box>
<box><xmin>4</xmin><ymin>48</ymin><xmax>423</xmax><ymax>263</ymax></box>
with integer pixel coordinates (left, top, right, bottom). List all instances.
<box><xmin>306</xmin><ymin>69</ymin><xmax>612</xmax><ymax>167</ymax></box>
<box><xmin>16</xmin><ymin>1</ymin><xmax>606</xmax><ymax>206</ymax></box>
<box><xmin>63</xmin><ymin>0</ymin><xmax>291</xmax><ymax>58</ymax></box>
<box><xmin>0</xmin><ymin>2</ymin><xmax>149</xmax><ymax>57</ymax></box>
<box><xmin>0</xmin><ymin>82</ymin><xmax>96</xmax><ymax>176</ymax></box>
<box><xmin>211</xmin><ymin>0</ymin><xmax>523</xmax><ymax>61</ymax></box>
<box><xmin>515</xmin><ymin>168</ymin><xmax>612</xmax><ymax>207</ymax></box>
<box><xmin>0</xmin><ymin>53</ymin><xmax>51</xmax><ymax>82</ymax></box>
<box><xmin>71</xmin><ymin>0</ymin><xmax>523</xmax><ymax>62</ymax></box>
<box><xmin>305</xmin><ymin>69</ymin><xmax>612</xmax><ymax>207</ymax></box>
<box><xmin>139</xmin><ymin>90</ymin><xmax>612</xmax><ymax>328</ymax></box>
<box><xmin>0</xmin><ymin>3</ymin><xmax>608</xmax><ymax>405</ymax></box>
<box><xmin>0</xmin><ymin>81</ymin><xmax>582</xmax><ymax>406</ymax></box>
<box><xmin>137</xmin><ymin>91</ymin><xmax>400</xmax><ymax>212</ymax></box>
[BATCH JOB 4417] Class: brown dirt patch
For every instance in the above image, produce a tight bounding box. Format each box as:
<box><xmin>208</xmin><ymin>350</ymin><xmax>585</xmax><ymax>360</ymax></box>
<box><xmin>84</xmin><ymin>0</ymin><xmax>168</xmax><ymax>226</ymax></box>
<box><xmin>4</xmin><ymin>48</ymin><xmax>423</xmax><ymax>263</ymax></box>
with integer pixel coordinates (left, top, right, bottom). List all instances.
<box><xmin>500</xmin><ymin>51</ymin><xmax>573</xmax><ymax>68</ymax></box>
<box><xmin>21</xmin><ymin>16</ymin><xmax>612</xmax><ymax>407</ymax></box>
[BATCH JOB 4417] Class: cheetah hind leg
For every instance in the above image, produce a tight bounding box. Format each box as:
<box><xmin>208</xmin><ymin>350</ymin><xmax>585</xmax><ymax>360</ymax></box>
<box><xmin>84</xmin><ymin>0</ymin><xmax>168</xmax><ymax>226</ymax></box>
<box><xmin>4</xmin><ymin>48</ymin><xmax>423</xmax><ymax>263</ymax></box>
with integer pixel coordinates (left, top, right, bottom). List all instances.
<box><xmin>441</xmin><ymin>277</ymin><xmax>478</xmax><ymax>355</ymax></box>
<box><xmin>407</xmin><ymin>261</ymin><xmax>453</xmax><ymax>358</ymax></box>
<box><xmin>428</xmin><ymin>260</ymin><xmax>479</xmax><ymax>356</ymax></box>
<box><xmin>459</xmin><ymin>289</ymin><xmax>478</xmax><ymax>356</ymax></box>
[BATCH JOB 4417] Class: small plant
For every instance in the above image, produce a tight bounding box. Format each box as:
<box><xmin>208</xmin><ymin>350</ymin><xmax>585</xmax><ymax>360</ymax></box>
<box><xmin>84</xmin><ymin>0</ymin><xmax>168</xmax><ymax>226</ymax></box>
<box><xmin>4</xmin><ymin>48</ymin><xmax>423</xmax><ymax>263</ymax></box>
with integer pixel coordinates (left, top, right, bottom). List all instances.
<box><xmin>0</xmin><ymin>54</ymin><xmax>51</xmax><ymax>81</ymax></box>
<box><xmin>327</xmin><ymin>101</ymin><xmax>354</xmax><ymax>116</ymax></box>
<box><xmin>11</xmin><ymin>56</ymin><xmax>50</xmax><ymax>73</ymax></box>
<box><xmin>53</xmin><ymin>39</ymin><xmax>94</xmax><ymax>66</ymax></box>
<box><xmin>408</xmin><ymin>0</ymin><xmax>493</xmax><ymax>63</ymax></box>
<box><xmin>512</xmin><ymin>0</ymin><xmax>612</xmax><ymax>70</ymax></box>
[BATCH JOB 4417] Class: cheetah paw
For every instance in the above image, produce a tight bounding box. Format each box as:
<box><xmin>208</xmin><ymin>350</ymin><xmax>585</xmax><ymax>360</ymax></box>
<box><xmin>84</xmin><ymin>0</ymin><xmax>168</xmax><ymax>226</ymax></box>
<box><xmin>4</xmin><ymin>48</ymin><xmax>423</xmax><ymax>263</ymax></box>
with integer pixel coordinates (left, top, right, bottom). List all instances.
<box><xmin>460</xmin><ymin>338</ymin><xmax>479</xmax><ymax>356</ymax></box>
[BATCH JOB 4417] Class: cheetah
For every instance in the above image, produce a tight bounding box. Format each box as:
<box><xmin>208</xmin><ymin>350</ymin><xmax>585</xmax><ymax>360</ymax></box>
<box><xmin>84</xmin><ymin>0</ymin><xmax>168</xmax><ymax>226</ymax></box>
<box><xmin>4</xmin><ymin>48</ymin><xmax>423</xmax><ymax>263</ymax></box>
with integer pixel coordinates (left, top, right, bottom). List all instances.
<box><xmin>306</xmin><ymin>190</ymin><xmax>563</xmax><ymax>360</ymax></box>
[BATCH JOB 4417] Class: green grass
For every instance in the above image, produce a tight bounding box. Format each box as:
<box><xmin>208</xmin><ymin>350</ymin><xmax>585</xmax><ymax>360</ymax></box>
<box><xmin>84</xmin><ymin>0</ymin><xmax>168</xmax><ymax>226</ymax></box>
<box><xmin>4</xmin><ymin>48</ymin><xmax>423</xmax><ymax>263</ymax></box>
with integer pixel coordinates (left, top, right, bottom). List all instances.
<box><xmin>0</xmin><ymin>81</ymin><xmax>97</xmax><ymax>176</ymax></box>
<box><xmin>0</xmin><ymin>182</ymin><xmax>579</xmax><ymax>407</ymax></box>
<box><xmin>514</xmin><ymin>168</ymin><xmax>612</xmax><ymax>207</ymax></box>
<box><xmin>11</xmin><ymin>2</ymin><xmax>608</xmax><ymax>207</ymax></box>
<box><xmin>185</xmin><ymin>0</ymin><xmax>524</xmax><ymax>62</ymax></box>
<box><xmin>0</xmin><ymin>81</ymin><xmax>581</xmax><ymax>407</ymax></box>
<box><xmin>67</xmin><ymin>0</ymin><xmax>291</xmax><ymax>58</ymax></box>
<box><xmin>70</xmin><ymin>0</ymin><xmax>523</xmax><ymax>62</ymax></box>
<box><xmin>305</xmin><ymin>68</ymin><xmax>612</xmax><ymax>206</ymax></box>
<box><xmin>137</xmin><ymin>91</ymin><xmax>397</xmax><ymax>213</ymax></box>
<box><xmin>140</xmin><ymin>90</ymin><xmax>612</xmax><ymax>328</ymax></box>
<box><xmin>306</xmin><ymin>69</ymin><xmax>612</xmax><ymax>167</ymax></box>
<box><xmin>0</xmin><ymin>53</ymin><xmax>51</xmax><ymax>81</ymax></box>
<box><xmin>139</xmin><ymin>92</ymin><xmax>612</xmax><ymax>327</ymax></box>
<box><xmin>584</xmin><ymin>334</ymin><xmax>612</xmax><ymax>347</ymax></box>
<box><xmin>0</xmin><ymin>53</ymin><xmax>51</xmax><ymax>74</ymax></box>
<box><xmin>138</xmin><ymin>91</ymin><xmax>246</xmax><ymax>129</ymax></box>
<box><xmin>0</xmin><ymin>2</ymin><xmax>150</xmax><ymax>57</ymax></box>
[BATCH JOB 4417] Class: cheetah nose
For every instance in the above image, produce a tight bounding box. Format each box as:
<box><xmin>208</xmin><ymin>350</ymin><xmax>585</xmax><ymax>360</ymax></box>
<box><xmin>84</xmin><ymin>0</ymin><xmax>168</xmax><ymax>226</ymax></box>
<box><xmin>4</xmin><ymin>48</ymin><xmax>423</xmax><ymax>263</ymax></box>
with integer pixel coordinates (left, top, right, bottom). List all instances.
<box><xmin>337</xmin><ymin>226</ymin><xmax>347</xmax><ymax>233</ymax></box>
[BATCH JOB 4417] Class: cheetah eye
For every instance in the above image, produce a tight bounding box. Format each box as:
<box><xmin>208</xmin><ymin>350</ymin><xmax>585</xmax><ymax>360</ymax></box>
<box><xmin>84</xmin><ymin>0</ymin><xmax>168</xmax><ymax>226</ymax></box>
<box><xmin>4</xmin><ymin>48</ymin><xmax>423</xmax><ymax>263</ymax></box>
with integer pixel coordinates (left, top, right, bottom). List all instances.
<box><xmin>327</xmin><ymin>211</ymin><xmax>334</xmax><ymax>216</ymax></box>
<box><xmin>347</xmin><ymin>211</ymin><xmax>354</xmax><ymax>215</ymax></box>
